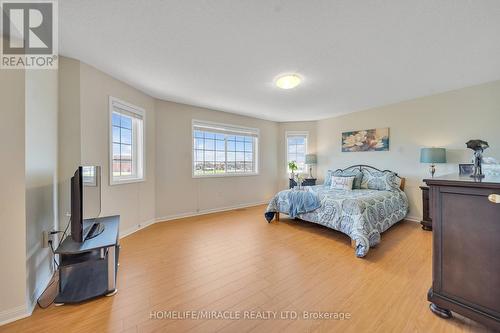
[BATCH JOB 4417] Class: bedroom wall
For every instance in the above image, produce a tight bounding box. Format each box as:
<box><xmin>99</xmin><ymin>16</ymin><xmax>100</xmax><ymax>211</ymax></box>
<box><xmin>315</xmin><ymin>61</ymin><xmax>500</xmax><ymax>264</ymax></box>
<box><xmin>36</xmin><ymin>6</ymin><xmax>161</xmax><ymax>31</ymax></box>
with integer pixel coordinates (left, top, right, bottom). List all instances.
<box><xmin>25</xmin><ymin>69</ymin><xmax>59</xmax><ymax>311</ymax></box>
<box><xmin>58</xmin><ymin>57</ymin><xmax>82</xmax><ymax>232</ymax></box>
<box><xmin>79</xmin><ymin>61</ymin><xmax>157</xmax><ymax>236</ymax></box>
<box><xmin>0</xmin><ymin>64</ymin><xmax>27</xmax><ymax>323</ymax></box>
<box><xmin>277</xmin><ymin>121</ymin><xmax>318</xmax><ymax>190</ymax></box>
<box><xmin>155</xmin><ymin>100</ymin><xmax>279</xmax><ymax>220</ymax></box>
<box><xmin>57</xmin><ymin>57</ymin><xmax>157</xmax><ymax>237</ymax></box>
<box><xmin>316</xmin><ymin>80</ymin><xmax>500</xmax><ymax>221</ymax></box>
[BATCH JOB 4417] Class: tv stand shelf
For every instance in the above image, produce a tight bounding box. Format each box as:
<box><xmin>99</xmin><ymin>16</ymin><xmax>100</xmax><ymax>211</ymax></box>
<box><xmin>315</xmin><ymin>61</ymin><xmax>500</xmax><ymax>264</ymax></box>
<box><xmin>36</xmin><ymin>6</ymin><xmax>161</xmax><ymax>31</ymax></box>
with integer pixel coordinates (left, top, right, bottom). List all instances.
<box><xmin>55</xmin><ymin>215</ymin><xmax>120</xmax><ymax>304</ymax></box>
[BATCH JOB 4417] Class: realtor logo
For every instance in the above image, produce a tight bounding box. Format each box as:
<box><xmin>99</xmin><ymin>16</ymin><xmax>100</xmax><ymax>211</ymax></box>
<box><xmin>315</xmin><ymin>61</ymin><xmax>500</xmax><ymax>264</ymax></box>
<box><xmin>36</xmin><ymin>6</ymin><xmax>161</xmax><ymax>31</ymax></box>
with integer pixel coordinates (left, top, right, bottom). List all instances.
<box><xmin>1</xmin><ymin>0</ymin><xmax>58</xmax><ymax>69</ymax></box>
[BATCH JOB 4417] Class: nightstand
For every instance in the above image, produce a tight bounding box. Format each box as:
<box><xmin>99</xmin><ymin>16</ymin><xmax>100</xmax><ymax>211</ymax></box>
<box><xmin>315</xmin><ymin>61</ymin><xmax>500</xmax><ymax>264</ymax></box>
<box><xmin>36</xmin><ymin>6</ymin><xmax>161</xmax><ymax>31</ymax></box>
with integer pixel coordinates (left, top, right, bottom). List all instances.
<box><xmin>420</xmin><ymin>185</ymin><xmax>432</xmax><ymax>231</ymax></box>
<box><xmin>289</xmin><ymin>178</ymin><xmax>317</xmax><ymax>189</ymax></box>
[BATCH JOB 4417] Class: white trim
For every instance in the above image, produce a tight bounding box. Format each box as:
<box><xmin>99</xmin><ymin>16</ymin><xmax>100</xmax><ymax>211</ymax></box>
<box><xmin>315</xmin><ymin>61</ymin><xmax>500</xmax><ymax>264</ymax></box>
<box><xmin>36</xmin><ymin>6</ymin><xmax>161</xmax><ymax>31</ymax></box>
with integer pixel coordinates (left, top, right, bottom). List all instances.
<box><xmin>192</xmin><ymin>119</ymin><xmax>260</xmax><ymax>136</ymax></box>
<box><xmin>110</xmin><ymin>96</ymin><xmax>145</xmax><ymax>117</ymax></box>
<box><xmin>285</xmin><ymin>131</ymin><xmax>309</xmax><ymax>174</ymax></box>
<box><xmin>109</xmin><ymin>96</ymin><xmax>146</xmax><ymax>186</ymax></box>
<box><xmin>191</xmin><ymin>119</ymin><xmax>260</xmax><ymax>178</ymax></box>
<box><xmin>119</xmin><ymin>218</ymin><xmax>157</xmax><ymax>239</ymax></box>
<box><xmin>404</xmin><ymin>215</ymin><xmax>421</xmax><ymax>223</ymax></box>
<box><xmin>119</xmin><ymin>201</ymin><xmax>269</xmax><ymax>240</ymax></box>
<box><xmin>0</xmin><ymin>305</ymin><xmax>29</xmax><ymax>327</ymax></box>
<box><xmin>155</xmin><ymin>200</ymin><xmax>269</xmax><ymax>224</ymax></box>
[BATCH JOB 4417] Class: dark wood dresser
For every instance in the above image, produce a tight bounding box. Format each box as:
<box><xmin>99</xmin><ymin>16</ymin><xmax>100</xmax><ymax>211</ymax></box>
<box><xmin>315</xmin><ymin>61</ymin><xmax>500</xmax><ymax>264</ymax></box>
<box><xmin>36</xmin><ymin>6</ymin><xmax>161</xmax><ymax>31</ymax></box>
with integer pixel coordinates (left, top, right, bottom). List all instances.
<box><xmin>420</xmin><ymin>186</ymin><xmax>432</xmax><ymax>231</ymax></box>
<box><xmin>424</xmin><ymin>175</ymin><xmax>500</xmax><ymax>331</ymax></box>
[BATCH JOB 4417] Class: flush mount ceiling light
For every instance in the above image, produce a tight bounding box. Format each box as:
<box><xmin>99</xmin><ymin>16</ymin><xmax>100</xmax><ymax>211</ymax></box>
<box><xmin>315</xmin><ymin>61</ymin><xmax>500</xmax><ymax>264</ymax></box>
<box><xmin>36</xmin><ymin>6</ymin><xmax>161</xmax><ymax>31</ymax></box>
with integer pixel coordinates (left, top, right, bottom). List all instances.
<box><xmin>275</xmin><ymin>74</ymin><xmax>302</xmax><ymax>89</ymax></box>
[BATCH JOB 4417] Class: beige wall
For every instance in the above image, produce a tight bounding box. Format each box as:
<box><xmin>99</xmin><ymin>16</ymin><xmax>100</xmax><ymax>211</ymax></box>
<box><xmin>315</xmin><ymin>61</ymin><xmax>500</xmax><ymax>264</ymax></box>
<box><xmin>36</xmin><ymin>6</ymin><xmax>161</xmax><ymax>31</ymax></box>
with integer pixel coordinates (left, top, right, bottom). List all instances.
<box><xmin>0</xmin><ymin>68</ymin><xmax>27</xmax><ymax>321</ymax></box>
<box><xmin>25</xmin><ymin>69</ymin><xmax>58</xmax><ymax>309</ymax></box>
<box><xmin>58</xmin><ymin>57</ymin><xmax>81</xmax><ymax>230</ymax></box>
<box><xmin>316</xmin><ymin>80</ymin><xmax>500</xmax><ymax>220</ymax></box>
<box><xmin>155</xmin><ymin>100</ymin><xmax>279</xmax><ymax>220</ymax></box>
<box><xmin>78</xmin><ymin>62</ymin><xmax>157</xmax><ymax>236</ymax></box>
<box><xmin>58</xmin><ymin>57</ymin><xmax>156</xmax><ymax>236</ymax></box>
<box><xmin>277</xmin><ymin>122</ymin><xmax>318</xmax><ymax>190</ymax></box>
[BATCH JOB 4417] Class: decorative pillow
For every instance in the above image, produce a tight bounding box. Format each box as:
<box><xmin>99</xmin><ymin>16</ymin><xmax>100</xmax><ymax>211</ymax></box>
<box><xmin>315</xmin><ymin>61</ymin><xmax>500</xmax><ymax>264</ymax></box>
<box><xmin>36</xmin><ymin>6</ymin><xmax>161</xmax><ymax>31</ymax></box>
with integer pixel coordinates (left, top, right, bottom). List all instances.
<box><xmin>332</xmin><ymin>169</ymin><xmax>363</xmax><ymax>189</ymax></box>
<box><xmin>360</xmin><ymin>169</ymin><xmax>401</xmax><ymax>191</ymax></box>
<box><xmin>324</xmin><ymin>170</ymin><xmax>334</xmax><ymax>187</ymax></box>
<box><xmin>325</xmin><ymin>169</ymin><xmax>364</xmax><ymax>188</ymax></box>
<box><xmin>330</xmin><ymin>176</ymin><xmax>355</xmax><ymax>190</ymax></box>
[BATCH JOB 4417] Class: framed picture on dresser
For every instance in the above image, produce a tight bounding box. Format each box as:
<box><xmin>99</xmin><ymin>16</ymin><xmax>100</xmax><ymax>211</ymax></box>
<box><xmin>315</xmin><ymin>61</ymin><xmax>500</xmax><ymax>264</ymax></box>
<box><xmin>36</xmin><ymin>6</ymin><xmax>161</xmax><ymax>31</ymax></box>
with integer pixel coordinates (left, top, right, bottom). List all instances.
<box><xmin>459</xmin><ymin>163</ymin><xmax>474</xmax><ymax>175</ymax></box>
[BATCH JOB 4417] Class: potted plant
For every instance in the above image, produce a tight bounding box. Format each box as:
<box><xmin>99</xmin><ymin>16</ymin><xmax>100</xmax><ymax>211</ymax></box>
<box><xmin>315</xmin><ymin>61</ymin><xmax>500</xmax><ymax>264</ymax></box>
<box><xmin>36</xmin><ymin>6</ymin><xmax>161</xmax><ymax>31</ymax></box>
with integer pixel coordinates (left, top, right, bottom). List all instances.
<box><xmin>288</xmin><ymin>161</ymin><xmax>298</xmax><ymax>180</ymax></box>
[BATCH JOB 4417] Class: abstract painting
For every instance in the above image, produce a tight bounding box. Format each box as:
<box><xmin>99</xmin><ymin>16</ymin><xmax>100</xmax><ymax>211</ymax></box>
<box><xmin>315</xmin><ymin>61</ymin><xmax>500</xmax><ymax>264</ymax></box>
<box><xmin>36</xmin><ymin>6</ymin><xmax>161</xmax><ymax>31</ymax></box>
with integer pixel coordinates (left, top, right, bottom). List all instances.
<box><xmin>342</xmin><ymin>128</ymin><xmax>390</xmax><ymax>152</ymax></box>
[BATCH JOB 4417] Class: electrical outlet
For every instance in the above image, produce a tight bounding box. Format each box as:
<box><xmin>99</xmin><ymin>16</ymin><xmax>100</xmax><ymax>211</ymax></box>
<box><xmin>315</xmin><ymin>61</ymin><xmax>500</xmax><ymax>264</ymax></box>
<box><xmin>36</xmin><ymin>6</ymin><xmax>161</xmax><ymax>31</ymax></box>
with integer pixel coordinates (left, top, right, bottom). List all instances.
<box><xmin>42</xmin><ymin>230</ymin><xmax>49</xmax><ymax>248</ymax></box>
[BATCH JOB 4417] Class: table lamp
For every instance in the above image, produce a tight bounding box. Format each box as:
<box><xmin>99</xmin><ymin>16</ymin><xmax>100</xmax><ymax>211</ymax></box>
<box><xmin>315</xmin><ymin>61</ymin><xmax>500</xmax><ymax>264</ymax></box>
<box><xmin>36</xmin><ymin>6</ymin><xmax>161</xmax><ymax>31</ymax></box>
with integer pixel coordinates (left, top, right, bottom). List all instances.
<box><xmin>305</xmin><ymin>154</ymin><xmax>317</xmax><ymax>179</ymax></box>
<box><xmin>420</xmin><ymin>148</ymin><xmax>446</xmax><ymax>177</ymax></box>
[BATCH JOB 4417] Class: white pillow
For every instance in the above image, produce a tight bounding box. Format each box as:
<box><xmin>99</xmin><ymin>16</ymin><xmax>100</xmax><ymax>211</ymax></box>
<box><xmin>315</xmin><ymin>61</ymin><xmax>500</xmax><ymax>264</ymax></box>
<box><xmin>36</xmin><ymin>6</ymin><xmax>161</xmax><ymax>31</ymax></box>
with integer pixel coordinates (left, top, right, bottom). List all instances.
<box><xmin>330</xmin><ymin>176</ymin><xmax>355</xmax><ymax>190</ymax></box>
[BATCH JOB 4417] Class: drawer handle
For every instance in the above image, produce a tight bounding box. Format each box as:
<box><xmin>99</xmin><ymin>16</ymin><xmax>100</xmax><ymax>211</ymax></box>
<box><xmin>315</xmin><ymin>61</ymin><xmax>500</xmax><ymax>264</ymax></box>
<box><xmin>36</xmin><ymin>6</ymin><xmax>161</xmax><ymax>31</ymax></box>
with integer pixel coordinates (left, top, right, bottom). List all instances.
<box><xmin>488</xmin><ymin>194</ymin><xmax>500</xmax><ymax>203</ymax></box>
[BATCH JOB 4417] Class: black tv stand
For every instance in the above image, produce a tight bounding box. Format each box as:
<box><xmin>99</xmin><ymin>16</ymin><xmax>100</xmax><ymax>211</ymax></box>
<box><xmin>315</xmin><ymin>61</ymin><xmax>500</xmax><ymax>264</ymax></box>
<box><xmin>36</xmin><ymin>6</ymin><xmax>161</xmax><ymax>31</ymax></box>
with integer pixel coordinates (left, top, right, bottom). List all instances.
<box><xmin>85</xmin><ymin>222</ymin><xmax>105</xmax><ymax>240</ymax></box>
<box><xmin>55</xmin><ymin>215</ymin><xmax>120</xmax><ymax>305</ymax></box>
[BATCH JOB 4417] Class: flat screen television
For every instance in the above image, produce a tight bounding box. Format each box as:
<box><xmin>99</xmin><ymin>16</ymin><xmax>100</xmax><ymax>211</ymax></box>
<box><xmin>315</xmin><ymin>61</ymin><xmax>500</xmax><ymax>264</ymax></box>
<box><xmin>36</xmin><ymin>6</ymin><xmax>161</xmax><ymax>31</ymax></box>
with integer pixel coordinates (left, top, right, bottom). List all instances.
<box><xmin>71</xmin><ymin>166</ymin><xmax>104</xmax><ymax>242</ymax></box>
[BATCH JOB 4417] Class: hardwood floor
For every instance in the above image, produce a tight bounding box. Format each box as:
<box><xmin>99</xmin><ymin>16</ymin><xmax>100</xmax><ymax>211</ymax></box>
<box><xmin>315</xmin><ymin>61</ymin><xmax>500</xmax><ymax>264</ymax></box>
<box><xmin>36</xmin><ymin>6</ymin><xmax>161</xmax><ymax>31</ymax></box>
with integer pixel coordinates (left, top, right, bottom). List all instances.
<box><xmin>0</xmin><ymin>205</ymin><xmax>493</xmax><ymax>333</ymax></box>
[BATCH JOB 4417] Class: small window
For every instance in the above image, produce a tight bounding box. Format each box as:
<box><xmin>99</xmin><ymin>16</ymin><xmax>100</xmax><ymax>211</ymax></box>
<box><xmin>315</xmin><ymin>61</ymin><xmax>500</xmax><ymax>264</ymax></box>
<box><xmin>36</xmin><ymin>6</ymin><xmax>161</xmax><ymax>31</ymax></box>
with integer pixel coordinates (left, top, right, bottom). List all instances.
<box><xmin>192</xmin><ymin>120</ymin><xmax>259</xmax><ymax>177</ymax></box>
<box><xmin>286</xmin><ymin>132</ymin><xmax>308</xmax><ymax>173</ymax></box>
<box><xmin>109</xmin><ymin>97</ymin><xmax>145</xmax><ymax>185</ymax></box>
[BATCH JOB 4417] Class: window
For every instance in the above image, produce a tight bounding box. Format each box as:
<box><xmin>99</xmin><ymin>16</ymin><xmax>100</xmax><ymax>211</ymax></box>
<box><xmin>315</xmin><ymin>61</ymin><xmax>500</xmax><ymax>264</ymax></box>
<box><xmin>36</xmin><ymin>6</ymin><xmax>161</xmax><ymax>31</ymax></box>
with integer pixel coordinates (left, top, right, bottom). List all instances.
<box><xmin>286</xmin><ymin>132</ymin><xmax>308</xmax><ymax>173</ymax></box>
<box><xmin>109</xmin><ymin>97</ymin><xmax>145</xmax><ymax>185</ymax></box>
<box><xmin>192</xmin><ymin>120</ymin><xmax>259</xmax><ymax>177</ymax></box>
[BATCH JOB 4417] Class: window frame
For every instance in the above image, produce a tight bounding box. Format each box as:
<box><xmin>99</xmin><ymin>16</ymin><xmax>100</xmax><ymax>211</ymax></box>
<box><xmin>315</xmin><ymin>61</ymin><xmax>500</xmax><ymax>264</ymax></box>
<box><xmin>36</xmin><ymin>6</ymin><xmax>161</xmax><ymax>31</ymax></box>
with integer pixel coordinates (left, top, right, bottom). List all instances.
<box><xmin>285</xmin><ymin>131</ymin><xmax>309</xmax><ymax>174</ymax></box>
<box><xmin>109</xmin><ymin>96</ymin><xmax>146</xmax><ymax>186</ymax></box>
<box><xmin>191</xmin><ymin>119</ymin><xmax>260</xmax><ymax>178</ymax></box>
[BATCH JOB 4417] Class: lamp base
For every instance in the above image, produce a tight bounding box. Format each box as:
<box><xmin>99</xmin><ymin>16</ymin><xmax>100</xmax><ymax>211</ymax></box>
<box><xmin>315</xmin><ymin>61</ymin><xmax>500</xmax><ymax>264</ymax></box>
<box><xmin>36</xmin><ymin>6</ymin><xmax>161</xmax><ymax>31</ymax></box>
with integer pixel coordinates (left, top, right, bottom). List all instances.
<box><xmin>430</xmin><ymin>165</ymin><xmax>436</xmax><ymax>178</ymax></box>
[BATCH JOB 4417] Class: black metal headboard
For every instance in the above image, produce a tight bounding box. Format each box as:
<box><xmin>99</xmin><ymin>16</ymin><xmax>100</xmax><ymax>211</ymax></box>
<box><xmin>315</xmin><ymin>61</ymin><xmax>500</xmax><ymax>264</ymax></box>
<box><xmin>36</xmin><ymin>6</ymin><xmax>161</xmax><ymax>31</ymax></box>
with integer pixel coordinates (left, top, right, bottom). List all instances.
<box><xmin>333</xmin><ymin>165</ymin><xmax>406</xmax><ymax>190</ymax></box>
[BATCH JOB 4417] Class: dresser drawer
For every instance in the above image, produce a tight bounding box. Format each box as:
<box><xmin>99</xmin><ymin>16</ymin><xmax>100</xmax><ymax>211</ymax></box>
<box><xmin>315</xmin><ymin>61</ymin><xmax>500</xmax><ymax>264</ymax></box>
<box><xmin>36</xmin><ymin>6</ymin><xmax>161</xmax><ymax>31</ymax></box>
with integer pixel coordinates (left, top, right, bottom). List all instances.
<box><xmin>434</xmin><ymin>186</ymin><xmax>500</xmax><ymax>317</ymax></box>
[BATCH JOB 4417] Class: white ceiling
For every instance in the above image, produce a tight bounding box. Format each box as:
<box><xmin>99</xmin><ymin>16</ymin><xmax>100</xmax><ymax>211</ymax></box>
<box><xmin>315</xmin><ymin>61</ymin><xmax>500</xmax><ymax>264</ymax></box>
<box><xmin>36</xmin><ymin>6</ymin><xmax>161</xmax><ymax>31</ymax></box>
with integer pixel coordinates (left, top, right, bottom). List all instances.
<box><xmin>60</xmin><ymin>0</ymin><xmax>500</xmax><ymax>122</ymax></box>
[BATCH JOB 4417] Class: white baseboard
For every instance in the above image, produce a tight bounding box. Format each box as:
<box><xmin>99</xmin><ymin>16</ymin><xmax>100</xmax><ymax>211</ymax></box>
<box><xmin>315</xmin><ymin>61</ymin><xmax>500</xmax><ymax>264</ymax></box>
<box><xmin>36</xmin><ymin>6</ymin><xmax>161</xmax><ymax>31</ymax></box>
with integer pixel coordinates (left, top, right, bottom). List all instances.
<box><xmin>155</xmin><ymin>200</ymin><xmax>269</xmax><ymax>224</ymax></box>
<box><xmin>119</xmin><ymin>200</ymin><xmax>269</xmax><ymax>240</ymax></box>
<box><xmin>405</xmin><ymin>215</ymin><xmax>421</xmax><ymax>223</ymax></box>
<box><xmin>0</xmin><ymin>305</ymin><xmax>29</xmax><ymax>327</ymax></box>
<box><xmin>120</xmin><ymin>218</ymin><xmax>156</xmax><ymax>239</ymax></box>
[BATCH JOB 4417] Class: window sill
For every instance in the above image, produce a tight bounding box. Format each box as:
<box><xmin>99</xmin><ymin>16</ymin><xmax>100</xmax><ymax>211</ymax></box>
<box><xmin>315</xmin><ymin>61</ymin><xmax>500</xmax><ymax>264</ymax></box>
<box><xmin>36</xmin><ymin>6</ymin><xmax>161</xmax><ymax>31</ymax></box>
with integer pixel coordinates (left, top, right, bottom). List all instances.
<box><xmin>110</xmin><ymin>177</ymin><xmax>145</xmax><ymax>186</ymax></box>
<box><xmin>192</xmin><ymin>172</ymin><xmax>259</xmax><ymax>179</ymax></box>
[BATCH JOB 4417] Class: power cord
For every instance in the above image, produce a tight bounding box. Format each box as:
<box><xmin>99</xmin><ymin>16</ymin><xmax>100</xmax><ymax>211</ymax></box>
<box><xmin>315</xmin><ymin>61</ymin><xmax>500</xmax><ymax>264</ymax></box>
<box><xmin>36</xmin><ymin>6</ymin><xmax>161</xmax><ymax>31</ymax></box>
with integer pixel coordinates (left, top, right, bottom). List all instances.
<box><xmin>36</xmin><ymin>217</ymin><xmax>71</xmax><ymax>309</ymax></box>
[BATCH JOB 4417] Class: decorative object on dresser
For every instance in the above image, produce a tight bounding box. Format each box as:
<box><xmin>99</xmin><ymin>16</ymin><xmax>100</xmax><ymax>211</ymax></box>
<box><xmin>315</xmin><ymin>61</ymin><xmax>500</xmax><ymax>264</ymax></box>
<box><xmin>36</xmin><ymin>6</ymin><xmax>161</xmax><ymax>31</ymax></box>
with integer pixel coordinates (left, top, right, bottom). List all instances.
<box><xmin>289</xmin><ymin>177</ymin><xmax>316</xmax><ymax>189</ymax></box>
<box><xmin>466</xmin><ymin>139</ymin><xmax>489</xmax><ymax>179</ymax></box>
<box><xmin>419</xmin><ymin>186</ymin><xmax>432</xmax><ymax>231</ymax></box>
<box><xmin>305</xmin><ymin>154</ymin><xmax>317</xmax><ymax>179</ymax></box>
<box><xmin>424</xmin><ymin>174</ymin><xmax>500</xmax><ymax>331</ymax></box>
<box><xmin>420</xmin><ymin>147</ymin><xmax>446</xmax><ymax>177</ymax></box>
<box><xmin>459</xmin><ymin>163</ymin><xmax>474</xmax><ymax>175</ymax></box>
<box><xmin>341</xmin><ymin>128</ymin><xmax>390</xmax><ymax>152</ymax></box>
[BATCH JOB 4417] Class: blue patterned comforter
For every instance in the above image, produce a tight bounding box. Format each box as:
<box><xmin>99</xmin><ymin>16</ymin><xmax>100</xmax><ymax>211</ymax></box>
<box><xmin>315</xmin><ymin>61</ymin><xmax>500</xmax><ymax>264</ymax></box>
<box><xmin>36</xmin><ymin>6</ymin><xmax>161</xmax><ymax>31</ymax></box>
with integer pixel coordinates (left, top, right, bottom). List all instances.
<box><xmin>265</xmin><ymin>185</ymin><xmax>409</xmax><ymax>257</ymax></box>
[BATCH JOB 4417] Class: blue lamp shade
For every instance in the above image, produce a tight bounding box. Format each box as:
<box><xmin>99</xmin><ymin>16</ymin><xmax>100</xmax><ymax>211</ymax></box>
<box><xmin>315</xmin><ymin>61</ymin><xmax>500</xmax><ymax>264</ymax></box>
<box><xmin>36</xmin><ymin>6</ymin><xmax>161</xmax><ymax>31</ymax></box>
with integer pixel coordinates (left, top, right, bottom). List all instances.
<box><xmin>305</xmin><ymin>154</ymin><xmax>317</xmax><ymax>165</ymax></box>
<box><xmin>420</xmin><ymin>148</ymin><xmax>446</xmax><ymax>164</ymax></box>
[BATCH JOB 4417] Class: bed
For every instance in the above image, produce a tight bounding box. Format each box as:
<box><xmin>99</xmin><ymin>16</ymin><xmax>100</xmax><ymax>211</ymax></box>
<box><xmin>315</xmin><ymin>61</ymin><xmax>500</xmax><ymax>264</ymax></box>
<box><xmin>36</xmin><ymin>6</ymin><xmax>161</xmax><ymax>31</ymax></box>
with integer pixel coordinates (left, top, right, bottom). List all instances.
<box><xmin>265</xmin><ymin>165</ymin><xmax>409</xmax><ymax>257</ymax></box>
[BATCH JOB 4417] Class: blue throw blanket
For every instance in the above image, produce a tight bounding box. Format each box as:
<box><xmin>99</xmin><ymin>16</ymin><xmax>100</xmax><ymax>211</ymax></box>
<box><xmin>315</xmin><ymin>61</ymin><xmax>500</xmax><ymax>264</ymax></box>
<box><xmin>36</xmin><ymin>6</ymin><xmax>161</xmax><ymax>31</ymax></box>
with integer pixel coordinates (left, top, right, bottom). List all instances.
<box><xmin>265</xmin><ymin>189</ymin><xmax>321</xmax><ymax>221</ymax></box>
